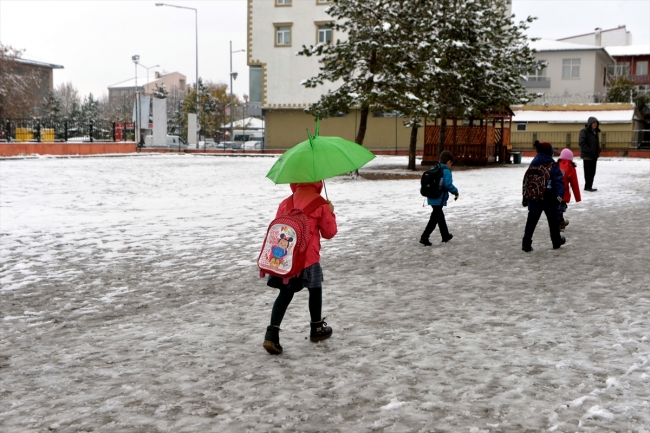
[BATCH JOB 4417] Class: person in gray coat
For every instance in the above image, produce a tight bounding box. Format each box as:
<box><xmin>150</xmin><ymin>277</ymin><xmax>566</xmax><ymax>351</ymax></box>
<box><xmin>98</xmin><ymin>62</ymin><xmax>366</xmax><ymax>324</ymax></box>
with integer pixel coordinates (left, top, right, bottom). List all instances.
<box><xmin>578</xmin><ymin>116</ymin><xmax>601</xmax><ymax>192</ymax></box>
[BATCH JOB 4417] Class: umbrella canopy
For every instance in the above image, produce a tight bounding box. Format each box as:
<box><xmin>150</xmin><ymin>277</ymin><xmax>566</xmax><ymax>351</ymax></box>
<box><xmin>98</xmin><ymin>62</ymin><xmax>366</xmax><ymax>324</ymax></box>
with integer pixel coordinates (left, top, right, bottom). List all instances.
<box><xmin>266</xmin><ymin>123</ymin><xmax>375</xmax><ymax>184</ymax></box>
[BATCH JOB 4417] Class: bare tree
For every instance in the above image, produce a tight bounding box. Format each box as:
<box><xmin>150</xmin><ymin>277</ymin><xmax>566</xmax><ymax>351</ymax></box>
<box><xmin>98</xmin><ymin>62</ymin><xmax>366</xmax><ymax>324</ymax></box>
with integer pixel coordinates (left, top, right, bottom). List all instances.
<box><xmin>54</xmin><ymin>82</ymin><xmax>81</xmax><ymax>118</ymax></box>
<box><xmin>0</xmin><ymin>43</ymin><xmax>42</xmax><ymax>118</ymax></box>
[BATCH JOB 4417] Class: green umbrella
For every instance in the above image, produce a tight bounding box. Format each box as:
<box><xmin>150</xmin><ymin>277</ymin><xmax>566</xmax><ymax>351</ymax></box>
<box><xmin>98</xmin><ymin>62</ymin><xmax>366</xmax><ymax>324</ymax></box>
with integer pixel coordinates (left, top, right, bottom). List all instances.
<box><xmin>266</xmin><ymin>121</ymin><xmax>376</xmax><ymax>194</ymax></box>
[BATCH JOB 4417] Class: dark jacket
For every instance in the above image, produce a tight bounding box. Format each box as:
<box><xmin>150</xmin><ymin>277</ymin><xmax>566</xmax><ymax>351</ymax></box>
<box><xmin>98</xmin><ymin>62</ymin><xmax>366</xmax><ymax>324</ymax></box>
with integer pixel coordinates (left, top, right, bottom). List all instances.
<box><xmin>426</xmin><ymin>164</ymin><xmax>459</xmax><ymax>207</ymax></box>
<box><xmin>526</xmin><ymin>153</ymin><xmax>565</xmax><ymax>211</ymax></box>
<box><xmin>578</xmin><ymin>117</ymin><xmax>601</xmax><ymax>160</ymax></box>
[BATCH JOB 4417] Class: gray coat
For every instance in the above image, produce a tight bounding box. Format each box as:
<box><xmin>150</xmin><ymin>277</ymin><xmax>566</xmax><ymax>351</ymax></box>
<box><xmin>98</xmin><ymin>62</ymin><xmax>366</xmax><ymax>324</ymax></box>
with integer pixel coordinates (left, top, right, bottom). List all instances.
<box><xmin>578</xmin><ymin>116</ymin><xmax>601</xmax><ymax>160</ymax></box>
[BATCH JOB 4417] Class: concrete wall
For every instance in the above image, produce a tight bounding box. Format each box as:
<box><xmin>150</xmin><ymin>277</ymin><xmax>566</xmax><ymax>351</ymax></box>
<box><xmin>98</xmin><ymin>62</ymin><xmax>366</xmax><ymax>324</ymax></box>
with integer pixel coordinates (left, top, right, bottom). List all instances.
<box><xmin>0</xmin><ymin>143</ymin><xmax>137</xmax><ymax>157</ymax></box>
<box><xmin>263</xmin><ymin>109</ymin><xmax>424</xmax><ymax>150</ymax></box>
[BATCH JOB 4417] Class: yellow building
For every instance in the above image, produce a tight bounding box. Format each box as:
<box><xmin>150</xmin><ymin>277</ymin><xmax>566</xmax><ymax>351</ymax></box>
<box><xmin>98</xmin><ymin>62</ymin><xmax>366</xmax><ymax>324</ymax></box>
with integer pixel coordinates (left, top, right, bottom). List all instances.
<box><xmin>511</xmin><ymin>103</ymin><xmax>636</xmax><ymax>150</ymax></box>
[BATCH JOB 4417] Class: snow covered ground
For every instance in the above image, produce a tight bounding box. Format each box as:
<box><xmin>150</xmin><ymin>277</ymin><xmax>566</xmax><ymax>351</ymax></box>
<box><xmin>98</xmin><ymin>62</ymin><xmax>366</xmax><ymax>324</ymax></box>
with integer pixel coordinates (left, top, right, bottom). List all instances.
<box><xmin>1</xmin><ymin>154</ymin><xmax>649</xmax><ymax>432</ymax></box>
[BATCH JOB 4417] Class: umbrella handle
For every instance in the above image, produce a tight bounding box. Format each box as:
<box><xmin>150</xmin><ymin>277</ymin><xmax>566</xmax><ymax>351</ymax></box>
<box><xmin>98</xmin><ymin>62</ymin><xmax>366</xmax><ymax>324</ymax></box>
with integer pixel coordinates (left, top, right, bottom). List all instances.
<box><xmin>322</xmin><ymin>179</ymin><xmax>329</xmax><ymax>201</ymax></box>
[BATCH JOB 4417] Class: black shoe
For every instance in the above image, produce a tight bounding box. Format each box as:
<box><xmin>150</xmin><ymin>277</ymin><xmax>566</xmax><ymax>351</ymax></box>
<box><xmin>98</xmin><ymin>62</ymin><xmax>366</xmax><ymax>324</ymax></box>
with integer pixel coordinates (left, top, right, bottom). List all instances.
<box><xmin>310</xmin><ymin>319</ymin><xmax>333</xmax><ymax>342</ymax></box>
<box><xmin>553</xmin><ymin>236</ymin><xmax>566</xmax><ymax>249</ymax></box>
<box><xmin>263</xmin><ymin>325</ymin><xmax>283</xmax><ymax>354</ymax></box>
<box><xmin>584</xmin><ymin>188</ymin><xmax>598</xmax><ymax>192</ymax></box>
<box><xmin>419</xmin><ymin>238</ymin><xmax>432</xmax><ymax>246</ymax></box>
<box><xmin>522</xmin><ymin>245</ymin><xmax>533</xmax><ymax>252</ymax></box>
<box><xmin>442</xmin><ymin>234</ymin><xmax>454</xmax><ymax>243</ymax></box>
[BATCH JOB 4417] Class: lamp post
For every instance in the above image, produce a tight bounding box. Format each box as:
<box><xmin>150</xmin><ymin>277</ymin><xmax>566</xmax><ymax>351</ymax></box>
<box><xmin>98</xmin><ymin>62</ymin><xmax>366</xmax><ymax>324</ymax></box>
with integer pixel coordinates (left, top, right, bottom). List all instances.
<box><xmin>138</xmin><ymin>63</ymin><xmax>160</xmax><ymax>95</ymax></box>
<box><xmin>132</xmin><ymin>55</ymin><xmax>141</xmax><ymax>145</ymax></box>
<box><xmin>230</xmin><ymin>40</ymin><xmax>245</xmax><ymax>143</ymax></box>
<box><xmin>155</xmin><ymin>3</ymin><xmax>198</xmax><ymax>136</ymax></box>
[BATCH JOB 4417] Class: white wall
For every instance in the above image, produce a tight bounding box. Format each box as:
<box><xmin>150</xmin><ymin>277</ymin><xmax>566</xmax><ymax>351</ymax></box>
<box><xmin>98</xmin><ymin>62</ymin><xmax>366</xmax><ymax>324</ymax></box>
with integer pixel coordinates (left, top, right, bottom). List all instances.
<box><xmin>527</xmin><ymin>50</ymin><xmax>612</xmax><ymax>104</ymax></box>
<box><xmin>249</xmin><ymin>0</ymin><xmax>343</xmax><ymax>107</ymax></box>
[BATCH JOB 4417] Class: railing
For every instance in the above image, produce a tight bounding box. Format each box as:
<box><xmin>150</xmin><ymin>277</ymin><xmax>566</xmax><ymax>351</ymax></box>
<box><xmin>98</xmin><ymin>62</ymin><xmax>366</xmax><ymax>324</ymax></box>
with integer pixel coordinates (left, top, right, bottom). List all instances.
<box><xmin>511</xmin><ymin>130</ymin><xmax>638</xmax><ymax>150</ymax></box>
<box><xmin>0</xmin><ymin>118</ymin><xmax>134</xmax><ymax>143</ymax></box>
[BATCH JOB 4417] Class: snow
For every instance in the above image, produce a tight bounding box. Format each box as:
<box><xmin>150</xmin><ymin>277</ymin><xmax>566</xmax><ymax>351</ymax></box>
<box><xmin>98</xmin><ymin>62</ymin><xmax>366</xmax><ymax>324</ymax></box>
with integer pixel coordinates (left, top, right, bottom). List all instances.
<box><xmin>605</xmin><ymin>45</ymin><xmax>650</xmax><ymax>57</ymax></box>
<box><xmin>530</xmin><ymin>39</ymin><xmax>605</xmax><ymax>52</ymax></box>
<box><xmin>1</xmin><ymin>154</ymin><xmax>649</xmax><ymax>432</ymax></box>
<box><xmin>512</xmin><ymin>109</ymin><xmax>635</xmax><ymax>124</ymax></box>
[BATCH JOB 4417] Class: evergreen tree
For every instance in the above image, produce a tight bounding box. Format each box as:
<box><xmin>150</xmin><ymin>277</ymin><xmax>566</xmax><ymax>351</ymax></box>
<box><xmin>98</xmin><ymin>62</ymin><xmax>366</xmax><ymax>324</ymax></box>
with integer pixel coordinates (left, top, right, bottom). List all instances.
<box><xmin>380</xmin><ymin>0</ymin><xmax>537</xmax><ymax>167</ymax></box>
<box><xmin>297</xmin><ymin>0</ymin><xmax>398</xmax><ymax>146</ymax></box>
<box><xmin>606</xmin><ymin>77</ymin><xmax>635</xmax><ymax>103</ymax></box>
<box><xmin>153</xmin><ymin>84</ymin><xmax>169</xmax><ymax>99</ymax></box>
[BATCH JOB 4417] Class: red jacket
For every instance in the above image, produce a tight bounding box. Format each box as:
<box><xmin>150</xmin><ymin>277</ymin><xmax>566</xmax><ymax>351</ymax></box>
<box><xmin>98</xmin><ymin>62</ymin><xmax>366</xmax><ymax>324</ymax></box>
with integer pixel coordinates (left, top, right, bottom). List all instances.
<box><xmin>275</xmin><ymin>181</ymin><xmax>337</xmax><ymax>269</ymax></box>
<box><xmin>558</xmin><ymin>159</ymin><xmax>581</xmax><ymax>203</ymax></box>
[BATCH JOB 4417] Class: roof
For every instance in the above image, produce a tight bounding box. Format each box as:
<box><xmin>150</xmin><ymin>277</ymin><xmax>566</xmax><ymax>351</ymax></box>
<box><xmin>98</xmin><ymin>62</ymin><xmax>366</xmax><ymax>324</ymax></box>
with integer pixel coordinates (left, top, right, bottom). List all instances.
<box><xmin>222</xmin><ymin>117</ymin><xmax>265</xmax><ymax>129</ymax></box>
<box><xmin>557</xmin><ymin>25</ymin><xmax>628</xmax><ymax>41</ymax></box>
<box><xmin>108</xmin><ymin>77</ymin><xmax>148</xmax><ymax>89</ymax></box>
<box><xmin>605</xmin><ymin>45</ymin><xmax>650</xmax><ymax>57</ymax></box>
<box><xmin>512</xmin><ymin>109</ymin><xmax>634</xmax><ymax>124</ymax></box>
<box><xmin>14</xmin><ymin>58</ymin><xmax>64</xmax><ymax>69</ymax></box>
<box><xmin>530</xmin><ymin>39</ymin><xmax>615</xmax><ymax>63</ymax></box>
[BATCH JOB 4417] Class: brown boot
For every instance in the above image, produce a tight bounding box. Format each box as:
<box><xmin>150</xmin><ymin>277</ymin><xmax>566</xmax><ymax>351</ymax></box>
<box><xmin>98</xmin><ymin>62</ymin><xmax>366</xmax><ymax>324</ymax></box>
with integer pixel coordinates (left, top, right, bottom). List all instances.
<box><xmin>309</xmin><ymin>318</ymin><xmax>333</xmax><ymax>342</ymax></box>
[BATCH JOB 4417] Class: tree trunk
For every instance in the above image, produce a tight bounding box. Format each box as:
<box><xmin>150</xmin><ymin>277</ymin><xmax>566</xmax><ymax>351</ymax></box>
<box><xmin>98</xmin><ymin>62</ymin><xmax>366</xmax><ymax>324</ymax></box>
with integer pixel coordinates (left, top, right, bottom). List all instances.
<box><xmin>355</xmin><ymin>104</ymin><xmax>369</xmax><ymax>146</ymax></box>
<box><xmin>408</xmin><ymin>121</ymin><xmax>418</xmax><ymax>170</ymax></box>
<box><xmin>439</xmin><ymin>108</ymin><xmax>447</xmax><ymax>156</ymax></box>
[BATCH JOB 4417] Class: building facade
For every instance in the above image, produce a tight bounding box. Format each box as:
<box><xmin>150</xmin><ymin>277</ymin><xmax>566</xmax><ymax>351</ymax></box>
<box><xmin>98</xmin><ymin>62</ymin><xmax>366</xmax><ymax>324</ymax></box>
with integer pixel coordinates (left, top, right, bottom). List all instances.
<box><xmin>524</xmin><ymin>40</ymin><xmax>614</xmax><ymax>105</ymax></box>
<box><xmin>605</xmin><ymin>45</ymin><xmax>650</xmax><ymax>95</ymax></box>
<box><xmin>108</xmin><ymin>71</ymin><xmax>186</xmax><ymax>105</ymax></box>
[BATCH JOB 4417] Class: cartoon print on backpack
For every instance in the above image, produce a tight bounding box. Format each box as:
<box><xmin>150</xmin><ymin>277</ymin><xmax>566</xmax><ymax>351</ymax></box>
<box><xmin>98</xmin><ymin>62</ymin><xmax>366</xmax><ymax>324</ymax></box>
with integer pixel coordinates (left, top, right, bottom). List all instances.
<box><xmin>271</xmin><ymin>232</ymin><xmax>293</xmax><ymax>260</ymax></box>
<box><xmin>259</xmin><ymin>225</ymin><xmax>297</xmax><ymax>273</ymax></box>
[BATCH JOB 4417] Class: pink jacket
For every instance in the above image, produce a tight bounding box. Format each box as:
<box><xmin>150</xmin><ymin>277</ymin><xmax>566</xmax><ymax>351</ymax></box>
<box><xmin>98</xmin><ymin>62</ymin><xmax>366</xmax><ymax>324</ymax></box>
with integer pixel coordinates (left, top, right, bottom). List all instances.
<box><xmin>559</xmin><ymin>159</ymin><xmax>582</xmax><ymax>203</ymax></box>
<box><xmin>275</xmin><ymin>181</ymin><xmax>337</xmax><ymax>269</ymax></box>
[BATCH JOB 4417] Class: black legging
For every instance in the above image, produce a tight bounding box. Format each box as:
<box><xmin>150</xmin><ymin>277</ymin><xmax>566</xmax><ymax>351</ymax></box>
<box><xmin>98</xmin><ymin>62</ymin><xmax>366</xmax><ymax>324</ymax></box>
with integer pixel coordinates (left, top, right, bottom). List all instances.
<box><xmin>270</xmin><ymin>288</ymin><xmax>322</xmax><ymax>327</ymax></box>
<box><xmin>583</xmin><ymin>159</ymin><xmax>598</xmax><ymax>189</ymax></box>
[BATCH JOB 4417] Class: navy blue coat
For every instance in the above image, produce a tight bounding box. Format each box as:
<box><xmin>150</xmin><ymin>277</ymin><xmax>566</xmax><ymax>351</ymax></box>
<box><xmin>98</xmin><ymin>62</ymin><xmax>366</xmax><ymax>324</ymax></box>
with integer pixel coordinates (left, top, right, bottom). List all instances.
<box><xmin>526</xmin><ymin>153</ymin><xmax>565</xmax><ymax>211</ymax></box>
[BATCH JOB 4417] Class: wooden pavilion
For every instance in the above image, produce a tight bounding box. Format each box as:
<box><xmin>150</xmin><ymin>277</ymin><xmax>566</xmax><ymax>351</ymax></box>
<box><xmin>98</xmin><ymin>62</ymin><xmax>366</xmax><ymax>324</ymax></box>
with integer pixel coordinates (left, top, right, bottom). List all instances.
<box><xmin>422</xmin><ymin>107</ymin><xmax>514</xmax><ymax>165</ymax></box>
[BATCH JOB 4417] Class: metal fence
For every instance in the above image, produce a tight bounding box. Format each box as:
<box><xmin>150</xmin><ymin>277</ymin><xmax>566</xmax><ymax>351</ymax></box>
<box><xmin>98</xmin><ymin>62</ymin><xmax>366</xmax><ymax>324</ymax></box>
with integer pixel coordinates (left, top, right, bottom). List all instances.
<box><xmin>0</xmin><ymin>118</ymin><xmax>135</xmax><ymax>143</ymax></box>
<box><xmin>511</xmin><ymin>130</ymin><xmax>648</xmax><ymax>150</ymax></box>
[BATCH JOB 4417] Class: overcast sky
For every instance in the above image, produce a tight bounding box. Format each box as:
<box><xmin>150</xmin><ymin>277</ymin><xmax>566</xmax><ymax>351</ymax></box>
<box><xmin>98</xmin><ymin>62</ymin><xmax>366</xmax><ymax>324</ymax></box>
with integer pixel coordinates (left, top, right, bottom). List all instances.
<box><xmin>1</xmin><ymin>0</ymin><xmax>649</xmax><ymax>100</ymax></box>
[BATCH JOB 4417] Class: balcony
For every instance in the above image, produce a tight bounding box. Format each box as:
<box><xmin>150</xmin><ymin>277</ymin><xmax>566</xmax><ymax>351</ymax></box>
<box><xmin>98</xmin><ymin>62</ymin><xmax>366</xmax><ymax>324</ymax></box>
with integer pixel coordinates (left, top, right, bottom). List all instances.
<box><xmin>629</xmin><ymin>75</ymin><xmax>650</xmax><ymax>85</ymax></box>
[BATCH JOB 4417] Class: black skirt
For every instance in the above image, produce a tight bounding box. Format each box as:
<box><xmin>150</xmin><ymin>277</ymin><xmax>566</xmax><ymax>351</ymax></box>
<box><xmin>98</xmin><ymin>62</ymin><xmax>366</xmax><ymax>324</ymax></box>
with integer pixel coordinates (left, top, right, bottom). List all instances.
<box><xmin>267</xmin><ymin>263</ymin><xmax>324</xmax><ymax>292</ymax></box>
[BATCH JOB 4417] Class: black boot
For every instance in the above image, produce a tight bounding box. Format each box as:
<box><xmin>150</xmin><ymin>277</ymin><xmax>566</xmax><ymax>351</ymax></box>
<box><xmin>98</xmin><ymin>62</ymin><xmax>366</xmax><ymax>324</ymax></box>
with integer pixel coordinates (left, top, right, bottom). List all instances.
<box><xmin>310</xmin><ymin>318</ymin><xmax>332</xmax><ymax>342</ymax></box>
<box><xmin>263</xmin><ymin>325</ymin><xmax>283</xmax><ymax>354</ymax></box>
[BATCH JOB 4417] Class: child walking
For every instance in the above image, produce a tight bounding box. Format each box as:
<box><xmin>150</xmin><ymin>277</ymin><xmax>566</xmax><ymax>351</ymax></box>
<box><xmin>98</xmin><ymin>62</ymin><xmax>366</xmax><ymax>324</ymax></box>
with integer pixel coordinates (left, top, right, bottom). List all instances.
<box><xmin>521</xmin><ymin>141</ymin><xmax>565</xmax><ymax>252</ymax></box>
<box><xmin>557</xmin><ymin>148</ymin><xmax>581</xmax><ymax>231</ymax></box>
<box><xmin>263</xmin><ymin>181</ymin><xmax>337</xmax><ymax>355</ymax></box>
<box><xmin>419</xmin><ymin>151</ymin><xmax>459</xmax><ymax>246</ymax></box>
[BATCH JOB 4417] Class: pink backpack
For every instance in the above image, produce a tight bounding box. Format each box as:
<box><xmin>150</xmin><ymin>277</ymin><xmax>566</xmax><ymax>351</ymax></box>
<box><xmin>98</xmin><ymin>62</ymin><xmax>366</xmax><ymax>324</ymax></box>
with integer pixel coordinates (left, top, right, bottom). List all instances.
<box><xmin>258</xmin><ymin>196</ymin><xmax>327</xmax><ymax>283</ymax></box>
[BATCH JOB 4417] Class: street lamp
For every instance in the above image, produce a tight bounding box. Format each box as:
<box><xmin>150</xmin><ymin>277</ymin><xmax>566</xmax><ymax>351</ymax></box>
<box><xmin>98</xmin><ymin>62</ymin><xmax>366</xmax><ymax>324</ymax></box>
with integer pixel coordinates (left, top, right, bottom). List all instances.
<box><xmin>230</xmin><ymin>40</ymin><xmax>245</xmax><ymax>143</ymax></box>
<box><xmin>132</xmin><ymin>54</ymin><xmax>141</xmax><ymax>145</ymax></box>
<box><xmin>138</xmin><ymin>63</ymin><xmax>160</xmax><ymax>94</ymax></box>
<box><xmin>155</xmin><ymin>3</ymin><xmax>198</xmax><ymax>136</ymax></box>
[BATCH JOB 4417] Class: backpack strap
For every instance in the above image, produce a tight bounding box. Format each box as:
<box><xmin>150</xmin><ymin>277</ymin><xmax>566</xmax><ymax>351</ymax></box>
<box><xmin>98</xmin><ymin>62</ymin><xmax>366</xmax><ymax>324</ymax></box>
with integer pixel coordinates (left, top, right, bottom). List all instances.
<box><xmin>288</xmin><ymin>195</ymin><xmax>328</xmax><ymax>215</ymax></box>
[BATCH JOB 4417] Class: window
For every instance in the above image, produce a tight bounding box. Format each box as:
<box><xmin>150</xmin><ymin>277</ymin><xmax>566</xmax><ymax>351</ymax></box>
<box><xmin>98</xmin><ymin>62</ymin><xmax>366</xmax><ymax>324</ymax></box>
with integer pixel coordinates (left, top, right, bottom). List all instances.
<box><xmin>249</xmin><ymin>66</ymin><xmax>262</xmax><ymax>103</ymax></box>
<box><xmin>316</xmin><ymin>0</ymin><xmax>332</xmax><ymax>3</ymax></box>
<box><xmin>562</xmin><ymin>58</ymin><xmax>580</xmax><ymax>79</ymax></box>
<box><xmin>607</xmin><ymin>62</ymin><xmax>629</xmax><ymax>77</ymax></box>
<box><xmin>516</xmin><ymin>123</ymin><xmax>527</xmax><ymax>131</ymax></box>
<box><xmin>276</xmin><ymin>25</ymin><xmax>291</xmax><ymax>46</ymax></box>
<box><xmin>637</xmin><ymin>61</ymin><xmax>648</xmax><ymax>76</ymax></box>
<box><xmin>527</xmin><ymin>60</ymin><xmax>547</xmax><ymax>81</ymax></box>
<box><xmin>276</xmin><ymin>0</ymin><xmax>291</xmax><ymax>5</ymax></box>
<box><xmin>318</xmin><ymin>24</ymin><xmax>332</xmax><ymax>44</ymax></box>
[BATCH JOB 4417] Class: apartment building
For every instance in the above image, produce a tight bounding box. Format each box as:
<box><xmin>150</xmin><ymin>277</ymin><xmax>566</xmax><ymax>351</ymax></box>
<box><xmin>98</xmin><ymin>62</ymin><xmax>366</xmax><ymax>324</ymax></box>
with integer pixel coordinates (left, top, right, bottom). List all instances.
<box><xmin>108</xmin><ymin>71</ymin><xmax>186</xmax><ymax>105</ymax></box>
<box><xmin>557</xmin><ymin>25</ymin><xmax>632</xmax><ymax>47</ymax></box>
<box><xmin>523</xmin><ymin>39</ymin><xmax>615</xmax><ymax>105</ymax></box>
<box><xmin>606</xmin><ymin>45</ymin><xmax>650</xmax><ymax>95</ymax></box>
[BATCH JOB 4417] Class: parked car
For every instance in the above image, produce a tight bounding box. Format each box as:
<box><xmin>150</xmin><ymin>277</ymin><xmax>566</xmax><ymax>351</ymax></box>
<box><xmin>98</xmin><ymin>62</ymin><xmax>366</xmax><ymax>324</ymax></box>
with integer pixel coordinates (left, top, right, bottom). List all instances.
<box><xmin>199</xmin><ymin>139</ymin><xmax>219</xmax><ymax>148</ymax></box>
<box><xmin>219</xmin><ymin>141</ymin><xmax>240</xmax><ymax>149</ymax></box>
<box><xmin>145</xmin><ymin>135</ymin><xmax>187</xmax><ymax>148</ymax></box>
<box><xmin>241</xmin><ymin>140</ymin><xmax>262</xmax><ymax>150</ymax></box>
